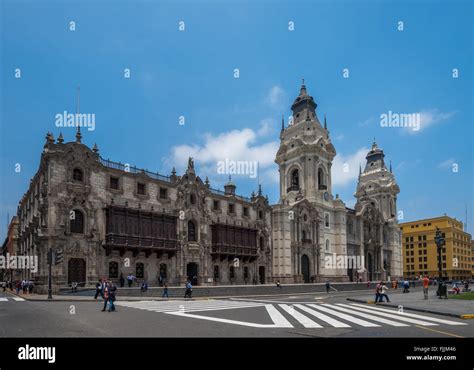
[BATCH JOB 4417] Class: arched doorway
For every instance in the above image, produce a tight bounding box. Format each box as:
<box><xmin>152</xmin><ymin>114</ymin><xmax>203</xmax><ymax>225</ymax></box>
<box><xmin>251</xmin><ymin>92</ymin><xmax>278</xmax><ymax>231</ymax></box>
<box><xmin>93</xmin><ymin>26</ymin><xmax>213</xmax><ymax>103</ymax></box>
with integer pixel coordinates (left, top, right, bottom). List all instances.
<box><xmin>301</xmin><ymin>255</ymin><xmax>310</xmax><ymax>283</ymax></box>
<box><xmin>186</xmin><ymin>263</ymin><xmax>198</xmax><ymax>285</ymax></box>
<box><xmin>367</xmin><ymin>252</ymin><xmax>373</xmax><ymax>281</ymax></box>
<box><xmin>259</xmin><ymin>266</ymin><xmax>265</xmax><ymax>284</ymax></box>
<box><xmin>68</xmin><ymin>258</ymin><xmax>86</xmax><ymax>286</ymax></box>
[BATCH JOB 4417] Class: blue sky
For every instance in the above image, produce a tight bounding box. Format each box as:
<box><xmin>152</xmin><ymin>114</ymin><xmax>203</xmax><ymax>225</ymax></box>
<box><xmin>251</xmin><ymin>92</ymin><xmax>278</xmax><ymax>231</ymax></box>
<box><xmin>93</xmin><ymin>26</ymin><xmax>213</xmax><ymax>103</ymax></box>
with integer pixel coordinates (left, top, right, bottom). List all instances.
<box><xmin>1</xmin><ymin>0</ymin><xmax>472</xmax><ymax>241</ymax></box>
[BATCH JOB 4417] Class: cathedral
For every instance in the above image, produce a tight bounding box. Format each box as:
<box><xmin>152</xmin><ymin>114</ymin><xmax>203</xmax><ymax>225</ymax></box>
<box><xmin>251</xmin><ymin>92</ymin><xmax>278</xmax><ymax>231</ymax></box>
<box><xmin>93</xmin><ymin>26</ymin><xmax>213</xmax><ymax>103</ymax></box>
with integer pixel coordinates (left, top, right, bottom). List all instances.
<box><xmin>13</xmin><ymin>81</ymin><xmax>402</xmax><ymax>291</ymax></box>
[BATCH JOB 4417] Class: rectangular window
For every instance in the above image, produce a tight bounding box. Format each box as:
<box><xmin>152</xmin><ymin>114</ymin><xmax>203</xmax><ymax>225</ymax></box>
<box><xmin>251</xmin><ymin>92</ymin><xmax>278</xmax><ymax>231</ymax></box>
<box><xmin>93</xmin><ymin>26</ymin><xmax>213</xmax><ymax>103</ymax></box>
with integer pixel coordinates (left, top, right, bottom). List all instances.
<box><xmin>243</xmin><ymin>207</ymin><xmax>249</xmax><ymax>217</ymax></box>
<box><xmin>137</xmin><ymin>182</ymin><xmax>146</xmax><ymax>195</ymax></box>
<box><xmin>324</xmin><ymin>213</ymin><xmax>330</xmax><ymax>228</ymax></box>
<box><xmin>213</xmin><ymin>200</ymin><xmax>220</xmax><ymax>211</ymax></box>
<box><xmin>229</xmin><ymin>204</ymin><xmax>235</xmax><ymax>214</ymax></box>
<box><xmin>159</xmin><ymin>188</ymin><xmax>168</xmax><ymax>199</ymax></box>
<box><xmin>110</xmin><ymin>176</ymin><xmax>119</xmax><ymax>190</ymax></box>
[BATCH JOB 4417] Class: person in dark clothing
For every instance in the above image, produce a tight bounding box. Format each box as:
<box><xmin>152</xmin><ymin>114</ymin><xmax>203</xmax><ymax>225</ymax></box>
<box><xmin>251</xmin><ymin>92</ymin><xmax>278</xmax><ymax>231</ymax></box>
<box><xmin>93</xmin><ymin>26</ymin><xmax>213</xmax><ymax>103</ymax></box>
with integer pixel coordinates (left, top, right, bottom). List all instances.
<box><xmin>162</xmin><ymin>284</ymin><xmax>169</xmax><ymax>299</ymax></box>
<box><xmin>184</xmin><ymin>281</ymin><xmax>193</xmax><ymax>298</ymax></box>
<box><xmin>325</xmin><ymin>281</ymin><xmax>331</xmax><ymax>293</ymax></box>
<box><xmin>119</xmin><ymin>274</ymin><xmax>125</xmax><ymax>288</ymax></box>
<box><xmin>107</xmin><ymin>282</ymin><xmax>117</xmax><ymax>312</ymax></box>
<box><xmin>94</xmin><ymin>279</ymin><xmax>103</xmax><ymax>300</ymax></box>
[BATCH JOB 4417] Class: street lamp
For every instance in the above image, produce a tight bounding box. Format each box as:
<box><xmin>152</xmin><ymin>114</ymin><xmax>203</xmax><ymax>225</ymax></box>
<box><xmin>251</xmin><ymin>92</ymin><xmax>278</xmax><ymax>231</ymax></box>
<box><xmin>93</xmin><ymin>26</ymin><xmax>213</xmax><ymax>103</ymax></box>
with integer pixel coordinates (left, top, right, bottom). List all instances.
<box><xmin>434</xmin><ymin>227</ymin><xmax>447</xmax><ymax>299</ymax></box>
<box><xmin>47</xmin><ymin>248</ymin><xmax>53</xmax><ymax>299</ymax></box>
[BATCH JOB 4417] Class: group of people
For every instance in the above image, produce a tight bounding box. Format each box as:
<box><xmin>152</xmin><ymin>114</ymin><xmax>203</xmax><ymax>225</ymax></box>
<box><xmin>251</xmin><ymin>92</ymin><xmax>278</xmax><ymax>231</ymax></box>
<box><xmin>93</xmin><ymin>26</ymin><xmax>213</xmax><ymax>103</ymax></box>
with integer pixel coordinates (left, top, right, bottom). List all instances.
<box><xmin>374</xmin><ymin>281</ymin><xmax>390</xmax><ymax>303</ymax></box>
<box><xmin>94</xmin><ymin>278</ymin><xmax>117</xmax><ymax>312</ymax></box>
<box><xmin>1</xmin><ymin>280</ymin><xmax>34</xmax><ymax>294</ymax></box>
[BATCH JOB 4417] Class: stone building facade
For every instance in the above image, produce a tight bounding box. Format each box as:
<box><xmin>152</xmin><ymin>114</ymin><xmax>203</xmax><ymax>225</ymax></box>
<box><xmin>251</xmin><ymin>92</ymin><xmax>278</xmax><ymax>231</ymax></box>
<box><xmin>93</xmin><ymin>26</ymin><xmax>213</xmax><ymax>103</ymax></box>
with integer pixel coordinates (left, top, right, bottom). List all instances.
<box><xmin>16</xmin><ymin>132</ymin><xmax>272</xmax><ymax>290</ymax></box>
<box><xmin>14</xmin><ymin>81</ymin><xmax>403</xmax><ymax>290</ymax></box>
<box><xmin>272</xmin><ymin>83</ymin><xmax>403</xmax><ymax>283</ymax></box>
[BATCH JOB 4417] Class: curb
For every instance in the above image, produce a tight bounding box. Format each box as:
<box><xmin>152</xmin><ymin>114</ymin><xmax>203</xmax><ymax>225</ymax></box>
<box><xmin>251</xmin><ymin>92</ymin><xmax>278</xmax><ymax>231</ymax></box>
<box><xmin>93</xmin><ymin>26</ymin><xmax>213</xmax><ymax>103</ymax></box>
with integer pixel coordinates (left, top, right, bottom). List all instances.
<box><xmin>346</xmin><ymin>298</ymin><xmax>468</xmax><ymax>318</ymax></box>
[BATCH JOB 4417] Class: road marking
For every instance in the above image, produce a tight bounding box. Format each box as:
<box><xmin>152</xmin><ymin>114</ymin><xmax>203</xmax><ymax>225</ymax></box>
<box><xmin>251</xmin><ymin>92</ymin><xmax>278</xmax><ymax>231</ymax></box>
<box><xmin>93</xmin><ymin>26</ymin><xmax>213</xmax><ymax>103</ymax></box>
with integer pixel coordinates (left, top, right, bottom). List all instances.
<box><xmin>0</xmin><ymin>298</ymin><xmax>8</xmax><ymax>301</ymax></box>
<box><xmin>414</xmin><ymin>325</ymin><xmax>464</xmax><ymax>338</ymax></box>
<box><xmin>12</xmin><ymin>297</ymin><xmax>25</xmax><ymax>301</ymax></box>
<box><xmin>306</xmin><ymin>304</ymin><xmax>380</xmax><ymax>327</ymax></box>
<box><xmin>295</xmin><ymin>304</ymin><xmax>351</xmax><ymax>328</ymax></box>
<box><xmin>336</xmin><ymin>304</ymin><xmax>437</xmax><ymax>326</ymax></box>
<box><xmin>323</xmin><ymin>304</ymin><xmax>409</xmax><ymax>327</ymax></box>
<box><xmin>350</xmin><ymin>303</ymin><xmax>468</xmax><ymax>326</ymax></box>
<box><xmin>278</xmin><ymin>304</ymin><xmax>322</xmax><ymax>328</ymax></box>
<box><xmin>166</xmin><ymin>304</ymin><xmax>293</xmax><ymax>328</ymax></box>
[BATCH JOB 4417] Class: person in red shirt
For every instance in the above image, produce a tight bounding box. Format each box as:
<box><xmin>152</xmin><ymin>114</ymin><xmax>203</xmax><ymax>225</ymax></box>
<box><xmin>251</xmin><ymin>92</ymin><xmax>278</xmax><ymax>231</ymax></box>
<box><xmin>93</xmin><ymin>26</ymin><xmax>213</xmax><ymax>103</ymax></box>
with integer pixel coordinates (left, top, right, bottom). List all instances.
<box><xmin>422</xmin><ymin>275</ymin><xmax>430</xmax><ymax>300</ymax></box>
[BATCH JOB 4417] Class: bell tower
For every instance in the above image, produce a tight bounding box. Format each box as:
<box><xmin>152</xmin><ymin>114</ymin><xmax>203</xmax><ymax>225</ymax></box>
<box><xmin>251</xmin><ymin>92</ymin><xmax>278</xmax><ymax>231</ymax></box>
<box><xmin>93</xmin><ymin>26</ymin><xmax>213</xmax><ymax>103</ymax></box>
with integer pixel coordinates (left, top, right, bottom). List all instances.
<box><xmin>275</xmin><ymin>81</ymin><xmax>336</xmax><ymax>206</ymax></box>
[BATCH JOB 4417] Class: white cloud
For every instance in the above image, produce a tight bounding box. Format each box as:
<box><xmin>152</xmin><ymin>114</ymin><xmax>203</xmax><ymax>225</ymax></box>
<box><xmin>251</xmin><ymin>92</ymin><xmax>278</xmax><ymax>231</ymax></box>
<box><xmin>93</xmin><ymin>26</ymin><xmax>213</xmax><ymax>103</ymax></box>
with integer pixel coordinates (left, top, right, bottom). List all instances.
<box><xmin>265</xmin><ymin>85</ymin><xmax>285</xmax><ymax>108</ymax></box>
<box><xmin>406</xmin><ymin>109</ymin><xmax>456</xmax><ymax>134</ymax></box>
<box><xmin>332</xmin><ymin>147</ymin><xmax>368</xmax><ymax>187</ymax></box>
<box><xmin>166</xmin><ymin>127</ymin><xmax>279</xmax><ymax>183</ymax></box>
<box><xmin>438</xmin><ymin>158</ymin><xmax>456</xmax><ymax>168</ymax></box>
<box><xmin>257</xmin><ymin>118</ymin><xmax>276</xmax><ymax>137</ymax></box>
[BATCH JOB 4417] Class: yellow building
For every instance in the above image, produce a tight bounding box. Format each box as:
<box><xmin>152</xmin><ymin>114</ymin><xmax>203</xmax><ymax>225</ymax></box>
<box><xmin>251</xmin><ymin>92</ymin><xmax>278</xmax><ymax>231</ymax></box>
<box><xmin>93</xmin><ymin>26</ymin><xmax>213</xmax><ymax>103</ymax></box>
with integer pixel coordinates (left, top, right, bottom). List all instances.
<box><xmin>399</xmin><ymin>216</ymin><xmax>472</xmax><ymax>281</ymax></box>
<box><xmin>471</xmin><ymin>240</ymin><xmax>474</xmax><ymax>279</ymax></box>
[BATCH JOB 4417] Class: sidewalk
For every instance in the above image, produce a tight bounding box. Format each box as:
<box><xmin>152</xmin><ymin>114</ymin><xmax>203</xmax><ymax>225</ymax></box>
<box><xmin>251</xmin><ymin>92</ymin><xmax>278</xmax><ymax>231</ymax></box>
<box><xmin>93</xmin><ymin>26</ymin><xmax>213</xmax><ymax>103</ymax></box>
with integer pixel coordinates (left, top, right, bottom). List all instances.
<box><xmin>347</xmin><ymin>286</ymin><xmax>474</xmax><ymax>318</ymax></box>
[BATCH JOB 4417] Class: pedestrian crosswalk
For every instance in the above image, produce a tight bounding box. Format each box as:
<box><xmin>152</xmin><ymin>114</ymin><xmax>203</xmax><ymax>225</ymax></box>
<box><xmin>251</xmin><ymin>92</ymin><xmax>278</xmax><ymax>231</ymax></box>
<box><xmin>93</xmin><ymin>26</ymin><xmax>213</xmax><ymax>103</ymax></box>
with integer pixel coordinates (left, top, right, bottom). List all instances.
<box><xmin>0</xmin><ymin>296</ymin><xmax>25</xmax><ymax>302</ymax></box>
<box><xmin>115</xmin><ymin>299</ymin><xmax>468</xmax><ymax>329</ymax></box>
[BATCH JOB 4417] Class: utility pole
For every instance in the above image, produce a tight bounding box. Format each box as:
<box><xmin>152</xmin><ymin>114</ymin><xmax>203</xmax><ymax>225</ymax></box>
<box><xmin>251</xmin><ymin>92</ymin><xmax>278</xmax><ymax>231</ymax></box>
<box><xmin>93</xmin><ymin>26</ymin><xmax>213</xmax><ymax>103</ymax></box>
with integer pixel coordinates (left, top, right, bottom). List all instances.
<box><xmin>47</xmin><ymin>248</ymin><xmax>53</xmax><ymax>299</ymax></box>
<box><xmin>434</xmin><ymin>227</ymin><xmax>447</xmax><ymax>299</ymax></box>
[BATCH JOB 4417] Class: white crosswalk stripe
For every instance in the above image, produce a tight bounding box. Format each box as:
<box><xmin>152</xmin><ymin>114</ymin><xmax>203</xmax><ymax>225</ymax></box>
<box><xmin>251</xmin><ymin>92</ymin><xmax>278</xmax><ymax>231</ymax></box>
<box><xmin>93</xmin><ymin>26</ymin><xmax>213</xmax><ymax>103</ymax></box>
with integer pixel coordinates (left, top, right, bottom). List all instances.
<box><xmin>348</xmin><ymin>303</ymin><xmax>468</xmax><ymax>326</ymax></box>
<box><xmin>279</xmin><ymin>304</ymin><xmax>322</xmax><ymax>328</ymax></box>
<box><xmin>12</xmin><ymin>297</ymin><xmax>25</xmax><ymax>301</ymax></box>
<box><xmin>0</xmin><ymin>298</ymin><xmax>8</xmax><ymax>301</ymax></box>
<box><xmin>334</xmin><ymin>304</ymin><xmax>438</xmax><ymax>326</ymax></box>
<box><xmin>115</xmin><ymin>300</ymin><xmax>468</xmax><ymax>330</ymax></box>
<box><xmin>0</xmin><ymin>297</ymin><xmax>26</xmax><ymax>302</ymax></box>
<box><xmin>320</xmin><ymin>304</ymin><xmax>410</xmax><ymax>327</ymax></box>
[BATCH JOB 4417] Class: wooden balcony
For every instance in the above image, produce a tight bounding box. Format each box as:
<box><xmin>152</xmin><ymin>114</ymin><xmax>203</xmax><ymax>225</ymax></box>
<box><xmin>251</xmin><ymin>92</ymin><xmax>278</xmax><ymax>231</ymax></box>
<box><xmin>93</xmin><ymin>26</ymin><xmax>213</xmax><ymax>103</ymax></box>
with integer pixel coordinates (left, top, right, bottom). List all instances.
<box><xmin>104</xmin><ymin>233</ymin><xmax>178</xmax><ymax>258</ymax></box>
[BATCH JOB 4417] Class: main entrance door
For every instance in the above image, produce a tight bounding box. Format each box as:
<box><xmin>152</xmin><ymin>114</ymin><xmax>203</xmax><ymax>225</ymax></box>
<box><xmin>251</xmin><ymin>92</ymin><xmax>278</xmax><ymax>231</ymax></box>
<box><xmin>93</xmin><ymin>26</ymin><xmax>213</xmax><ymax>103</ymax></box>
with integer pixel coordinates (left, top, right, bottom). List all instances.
<box><xmin>186</xmin><ymin>263</ymin><xmax>198</xmax><ymax>285</ymax></box>
<box><xmin>301</xmin><ymin>255</ymin><xmax>310</xmax><ymax>283</ymax></box>
<box><xmin>68</xmin><ymin>258</ymin><xmax>86</xmax><ymax>286</ymax></box>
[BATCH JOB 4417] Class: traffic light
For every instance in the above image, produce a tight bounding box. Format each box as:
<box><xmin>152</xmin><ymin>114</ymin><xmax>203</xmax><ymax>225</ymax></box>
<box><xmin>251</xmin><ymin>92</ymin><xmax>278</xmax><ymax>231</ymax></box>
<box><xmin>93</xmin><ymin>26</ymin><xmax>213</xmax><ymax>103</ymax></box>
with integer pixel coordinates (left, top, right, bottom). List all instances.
<box><xmin>55</xmin><ymin>249</ymin><xmax>64</xmax><ymax>265</ymax></box>
<box><xmin>47</xmin><ymin>249</ymin><xmax>52</xmax><ymax>265</ymax></box>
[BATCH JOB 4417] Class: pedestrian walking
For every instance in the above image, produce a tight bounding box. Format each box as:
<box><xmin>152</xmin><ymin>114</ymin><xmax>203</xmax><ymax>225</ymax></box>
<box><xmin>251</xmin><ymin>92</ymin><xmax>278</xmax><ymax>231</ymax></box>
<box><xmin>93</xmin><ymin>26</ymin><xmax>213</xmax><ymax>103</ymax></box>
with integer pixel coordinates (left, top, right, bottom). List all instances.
<box><xmin>94</xmin><ymin>279</ymin><xmax>103</xmax><ymax>299</ymax></box>
<box><xmin>107</xmin><ymin>281</ymin><xmax>117</xmax><ymax>312</ymax></box>
<box><xmin>422</xmin><ymin>275</ymin><xmax>429</xmax><ymax>300</ymax></box>
<box><xmin>325</xmin><ymin>281</ymin><xmax>331</xmax><ymax>293</ymax></box>
<box><xmin>101</xmin><ymin>282</ymin><xmax>110</xmax><ymax>312</ymax></box>
<box><xmin>379</xmin><ymin>282</ymin><xmax>390</xmax><ymax>302</ymax></box>
<box><xmin>276</xmin><ymin>280</ymin><xmax>281</xmax><ymax>289</ymax></box>
<box><xmin>184</xmin><ymin>281</ymin><xmax>193</xmax><ymax>299</ymax></box>
<box><xmin>403</xmin><ymin>279</ymin><xmax>410</xmax><ymax>293</ymax></box>
<box><xmin>127</xmin><ymin>274</ymin><xmax>134</xmax><ymax>288</ymax></box>
<box><xmin>119</xmin><ymin>273</ymin><xmax>125</xmax><ymax>288</ymax></box>
<box><xmin>1</xmin><ymin>281</ymin><xmax>6</xmax><ymax>292</ymax></box>
<box><xmin>71</xmin><ymin>281</ymin><xmax>78</xmax><ymax>293</ymax></box>
<box><xmin>374</xmin><ymin>282</ymin><xmax>381</xmax><ymax>302</ymax></box>
<box><xmin>162</xmin><ymin>283</ymin><xmax>169</xmax><ymax>299</ymax></box>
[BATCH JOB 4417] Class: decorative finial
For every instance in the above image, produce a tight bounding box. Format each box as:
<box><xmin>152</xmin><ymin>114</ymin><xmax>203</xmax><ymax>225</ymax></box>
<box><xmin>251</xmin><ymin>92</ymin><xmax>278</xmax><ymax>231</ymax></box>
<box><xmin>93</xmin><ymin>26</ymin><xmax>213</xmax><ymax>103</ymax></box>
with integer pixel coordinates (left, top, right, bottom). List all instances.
<box><xmin>205</xmin><ymin>176</ymin><xmax>209</xmax><ymax>186</ymax></box>
<box><xmin>57</xmin><ymin>132</ymin><xmax>64</xmax><ymax>143</ymax></box>
<box><xmin>390</xmin><ymin>160</ymin><xmax>392</xmax><ymax>173</ymax></box>
<box><xmin>359</xmin><ymin>164</ymin><xmax>362</xmax><ymax>175</ymax></box>
<box><xmin>302</xmin><ymin>78</ymin><xmax>305</xmax><ymax>85</ymax></box>
<box><xmin>324</xmin><ymin>114</ymin><xmax>327</xmax><ymax>129</ymax></box>
<box><xmin>281</xmin><ymin>114</ymin><xmax>285</xmax><ymax>132</ymax></box>
<box><xmin>171</xmin><ymin>167</ymin><xmax>176</xmax><ymax>176</ymax></box>
<box><xmin>92</xmin><ymin>143</ymin><xmax>99</xmax><ymax>153</ymax></box>
<box><xmin>75</xmin><ymin>126</ymin><xmax>82</xmax><ymax>143</ymax></box>
<box><xmin>258</xmin><ymin>184</ymin><xmax>262</xmax><ymax>196</ymax></box>
<box><xmin>48</xmin><ymin>132</ymin><xmax>55</xmax><ymax>143</ymax></box>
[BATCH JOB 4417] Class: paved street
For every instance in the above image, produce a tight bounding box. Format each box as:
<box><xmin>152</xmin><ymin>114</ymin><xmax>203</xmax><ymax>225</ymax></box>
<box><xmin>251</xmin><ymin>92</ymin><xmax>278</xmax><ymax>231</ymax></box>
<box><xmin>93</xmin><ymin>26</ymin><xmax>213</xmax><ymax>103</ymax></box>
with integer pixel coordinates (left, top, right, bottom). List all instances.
<box><xmin>1</xmin><ymin>290</ymin><xmax>472</xmax><ymax>338</ymax></box>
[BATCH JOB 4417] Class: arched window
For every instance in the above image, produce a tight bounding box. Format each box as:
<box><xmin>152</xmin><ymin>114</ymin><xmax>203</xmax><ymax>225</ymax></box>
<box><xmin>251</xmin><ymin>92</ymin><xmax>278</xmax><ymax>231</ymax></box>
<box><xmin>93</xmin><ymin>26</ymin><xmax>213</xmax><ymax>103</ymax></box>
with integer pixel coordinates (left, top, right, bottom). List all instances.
<box><xmin>136</xmin><ymin>262</ymin><xmax>144</xmax><ymax>279</ymax></box>
<box><xmin>70</xmin><ymin>209</ymin><xmax>84</xmax><ymax>234</ymax></box>
<box><xmin>188</xmin><ymin>220</ymin><xmax>196</xmax><ymax>242</ymax></box>
<box><xmin>318</xmin><ymin>168</ymin><xmax>326</xmax><ymax>190</ymax></box>
<box><xmin>213</xmin><ymin>265</ymin><xmax>219</xmax><ymax>280</ymax></box>
<box><xmin>291</xmin><ymin>169</ymin><xmax>299</xmax><ymax>188</ymax></box>
<box><xmin>73</xmin><ymin>168</ymin><xmax>83</xmax><ymax>182</ymax></box>
<box><xmin>325</xmin><ymin>239</ymin><xmax>330</xmax><ymax>252</ymax></box>
<box><xmin>190</xmin><ymin>193</ymin><xmax>196</xmax><ymax>205</ymax></box>
<box><xmin>109</xmin><ymin>261</ymin><xmax>118</xmax><ymax>279</ymax></box>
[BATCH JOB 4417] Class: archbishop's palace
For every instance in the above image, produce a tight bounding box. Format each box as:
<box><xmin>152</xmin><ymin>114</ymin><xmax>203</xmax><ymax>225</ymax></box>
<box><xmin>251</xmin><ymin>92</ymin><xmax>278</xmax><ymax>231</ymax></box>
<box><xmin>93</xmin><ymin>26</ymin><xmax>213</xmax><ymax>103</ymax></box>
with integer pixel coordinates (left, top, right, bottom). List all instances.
<box><xmin>12</xmin><ymin>82</ymin><xmax>403</xmax><ymax>290</ymax></box>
